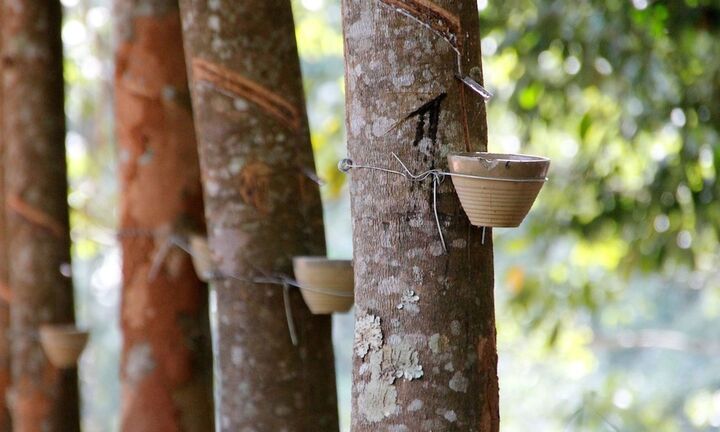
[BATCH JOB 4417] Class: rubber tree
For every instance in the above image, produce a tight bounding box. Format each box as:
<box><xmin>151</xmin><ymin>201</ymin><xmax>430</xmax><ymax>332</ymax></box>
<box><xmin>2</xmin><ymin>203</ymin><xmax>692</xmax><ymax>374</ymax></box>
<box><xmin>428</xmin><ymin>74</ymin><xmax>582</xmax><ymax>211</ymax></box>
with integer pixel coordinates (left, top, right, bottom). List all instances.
<box><xmin>341</xmin><ymin>0</ymin><xmax>499</xmax><ymax>430</ymax></box>
<box><xmin>1</xmin><ymin>0</ymin><xmax>80</xmax><ymax>430</ymax></box>
<box><xmin>0</xmin><ymin>5</ymin><xmax>12</xmax><ymax>429</ymax></box>
<box><xmin>114</xmin><ymin>1</ymin><xmax>214</xmax><ymax>431</ymax></box>
<box><xmin>178</xmin><ymin>0</ymin><xmax>339</xmax><ymax>430</ymax></box>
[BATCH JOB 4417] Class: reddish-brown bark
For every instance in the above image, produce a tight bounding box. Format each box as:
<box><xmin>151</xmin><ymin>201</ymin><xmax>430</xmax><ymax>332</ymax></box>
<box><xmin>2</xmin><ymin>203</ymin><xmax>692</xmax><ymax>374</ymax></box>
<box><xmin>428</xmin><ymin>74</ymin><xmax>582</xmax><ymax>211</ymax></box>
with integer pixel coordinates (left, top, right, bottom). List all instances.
<box><xmin>1</xmin><ymin>1</ymin><xmax>79</xmax><ymax>431</ymax></box>
<box><xmin>341</xmin><ymin>0</ymin><xmax>499</xmax><ymax>430</ymax></box>
<box><xmin>178</xmin><ymin>0</ymin><xmax>340</xmax><ymax>430</ymax></box>
<box><xmin>114</xmin><ymin>1</ymin><xmax>213</xmax><ymax>431</ymax></box>
<box><xmin>0</xmin><ymin>5</ymin><xmax>12</xmax><ymax>430</ymax></box>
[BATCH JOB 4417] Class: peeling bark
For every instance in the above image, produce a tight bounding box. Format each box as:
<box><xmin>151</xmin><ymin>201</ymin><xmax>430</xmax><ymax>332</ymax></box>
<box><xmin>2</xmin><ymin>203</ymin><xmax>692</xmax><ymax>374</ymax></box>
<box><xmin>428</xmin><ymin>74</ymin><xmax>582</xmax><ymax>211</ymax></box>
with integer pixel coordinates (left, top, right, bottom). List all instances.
<box><xmin>1</xmin><ymin>1</ymin><xmax>80</xmax><ymax>431</ymax></box>
<box><xmin>113</xmin><ymin>1</ymin><xmax>214</xmax><ymax>431</ymax></box>
<box><xmin>341</xmin><ymin>0</ymin><xmax>499</xmax><ymax>430</ymax></box>
<box><xmin>0</xmin><ymin>5</ymin><xmax>11</xmax><ymax>430</ymax></box>
<box><xmin>178</xmin><ymin>0</ymin><xmax>339</xmax><ymax>430</ymax></box>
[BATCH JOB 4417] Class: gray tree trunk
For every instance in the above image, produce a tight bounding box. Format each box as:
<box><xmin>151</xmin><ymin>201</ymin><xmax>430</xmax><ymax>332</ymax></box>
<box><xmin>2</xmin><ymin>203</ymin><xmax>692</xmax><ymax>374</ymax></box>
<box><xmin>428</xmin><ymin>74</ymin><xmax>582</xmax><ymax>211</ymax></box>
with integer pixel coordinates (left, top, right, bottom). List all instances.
<box><xmin>1</xmin><ymin>1</ymin><xmax>80</xmax><ymax>430</ymax></box>
<box><xmin>178</xmin><ymin>0</ymin><xmax>340</xmax><ymax>430</ymax></box>
<box><xmin>341</xmin><ymin>0</ymin><xmax>499</xmax><ymax>430</ymax></box>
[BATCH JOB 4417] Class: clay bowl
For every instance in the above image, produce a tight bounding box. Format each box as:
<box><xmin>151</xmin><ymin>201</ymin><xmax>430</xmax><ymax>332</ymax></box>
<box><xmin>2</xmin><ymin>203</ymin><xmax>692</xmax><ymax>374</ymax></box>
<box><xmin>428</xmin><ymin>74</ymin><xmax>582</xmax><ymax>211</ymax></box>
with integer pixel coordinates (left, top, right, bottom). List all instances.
<box><xmin>39</xmin><ymin>325</ymin><xmax>89</xmax><ymax>369</ymax></box>
<box><xmin>292</xmin><ymin>257</ymin><xmax>354</xmax><ymax>314</ymax></box>
<box><xmin>189</xmin><ymin>235</ymin><xmax>214</xmax><ymax>282</ymax></box>
<box><xmin>447</xmin><ymin>152</ymin><xmax>550</xmax><ymax>227</ymax></box>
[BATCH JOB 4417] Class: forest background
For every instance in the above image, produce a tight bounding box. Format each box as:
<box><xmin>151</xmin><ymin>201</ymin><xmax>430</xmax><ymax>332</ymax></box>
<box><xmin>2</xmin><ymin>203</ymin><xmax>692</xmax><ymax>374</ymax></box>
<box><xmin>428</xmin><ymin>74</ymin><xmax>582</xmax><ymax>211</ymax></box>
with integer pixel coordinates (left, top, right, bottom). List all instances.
<box><xmin>61</xmin><ymin>0</ymin><xmax>719</xmax><ymax>430</ymax></box>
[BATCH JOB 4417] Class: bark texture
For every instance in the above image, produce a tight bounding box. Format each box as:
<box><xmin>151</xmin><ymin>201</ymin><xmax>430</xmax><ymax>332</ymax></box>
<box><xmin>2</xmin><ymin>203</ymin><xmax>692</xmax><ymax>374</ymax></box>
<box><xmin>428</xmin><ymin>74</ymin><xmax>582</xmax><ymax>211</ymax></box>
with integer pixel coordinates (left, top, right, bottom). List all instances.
<box><xmin>341</xmin><ymin>0</ymin><xmax>499</xmax><ymax>430</ymax></box>
<box><xmin>1</xmin><ymin>1</ymin><xmax>80</xmax><ymax>431</ymax></box>
<box><xmin>114</xmin><ymin>1</ymin><xmax>214</xmax><ymax>431</ymax></box>
<box><xmin>0</xmin><ymin>5</ymin><xmax>12</xmax><ymax>430</ymax></box>
<box><xmin>178</xmin><ymin>0</ymin><xmax>339</xmax><ymax>430</ymax></box>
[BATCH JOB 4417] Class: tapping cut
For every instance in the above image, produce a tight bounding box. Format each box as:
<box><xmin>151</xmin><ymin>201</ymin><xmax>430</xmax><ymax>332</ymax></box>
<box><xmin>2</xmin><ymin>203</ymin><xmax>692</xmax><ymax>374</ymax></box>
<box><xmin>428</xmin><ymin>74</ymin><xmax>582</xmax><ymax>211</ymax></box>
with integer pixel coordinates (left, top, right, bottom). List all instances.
<box><xmin>379</xmin><ymin>0</ymin><xmax>462</xmax><ymax>49</ymax></box>
<box><xmin>6</xmin><ymin>194</ymin><xmax>65</xmax><ymax>238</ymax></box>
<box><xmin>192</xmin><ymin>58</ymin><xmax>302</xmax><ymax>131</ymax></box>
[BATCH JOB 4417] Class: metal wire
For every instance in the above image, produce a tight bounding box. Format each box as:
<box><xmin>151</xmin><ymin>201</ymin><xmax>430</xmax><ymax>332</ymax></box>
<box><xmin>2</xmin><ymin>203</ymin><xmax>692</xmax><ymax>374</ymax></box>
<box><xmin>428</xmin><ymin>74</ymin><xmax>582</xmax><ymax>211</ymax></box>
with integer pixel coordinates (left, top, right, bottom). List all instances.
<box><xmin>282</xmin><ymin>284</ymin><xmax>298</xmax><ymax>346</ymax></box>
<box><xmin>376</xmin><ymin>0</ymin><xmax>493</xmax><ymax>100</ymax></box>
<box><xmin>339</xmin><ymin>154</ymin><xmax>449</xmax><ymax>252</ymax></box>
<box><xmin>339</xmin><ymin>153</ymin><xmax>547</xmax><ymax>253</ymax></box>
<box><xmin>154</xmin><ymin>236</ymin><xmax>354</xmax><ymax>346</ymax></box>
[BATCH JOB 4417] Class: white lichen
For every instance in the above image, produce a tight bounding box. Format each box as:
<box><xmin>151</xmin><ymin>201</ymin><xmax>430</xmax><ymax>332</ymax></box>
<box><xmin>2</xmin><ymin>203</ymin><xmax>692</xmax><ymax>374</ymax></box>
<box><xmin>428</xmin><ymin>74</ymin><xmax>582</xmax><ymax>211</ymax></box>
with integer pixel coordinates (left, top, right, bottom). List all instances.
<box><xmin>208</xmin><ymin>15</ymin><xmax>221</xmax><ymax>31</ymax></box>
<box><xmin>443</xmin><ymin>410</ymin><xmax>458</xmax><ymax>422</ymax></box>
<box><xmin>354</xmin><ymin>314</ymin><xmax>383</xmax><ymax>358</ymax></box>
<box><xmin>450</xmin><ymin>320</ymin><xmax>462</xmax><ymax>336</ymax></box>
<box><xmin>396</xmin><ymin>289</ymin><xmax>419</xmax><ymax>313</ymax></box>
<box><xmin>428</xmin><ymin>333</ymin><xmax>441</xmax><ymax>354</ymax></box>
<box><xmin>357</xmin><ymin>378</ymin><xmax>398</xmax><ymax>423</ymax></box>
<box><xmin>430</xmin><ymin>243</ymin><xmax>445</xmax><ymax>256</ymax></box>
<box><xmin>358</xmin><ymin>349</ymin><xmax>398</xmax><ymax>423</ymax></box>
<box><xmin>411</xmin><ymin>266</ymin><xmax>423</xmax><ymax>282</ymax></box>
<box><xmin>451</xmin><ymin>238</ymin><xmax>467</xmax><ymax>248</ymax></box>
<box><xmin>449</xmin><ymin>371</ymin><xmax>469</xmax><ymax>393</ymax></box>
<box><xmin>378</xmin><ymin>276</ymin><xmax>402</xmax><ymax>295</ymax></box>
<box><xmin>385</xmin><ymin>340</ymin><xmax>423</xmax><ymax>381</ymax></box>
<box><xmin>372</xmin><ymin>116</ymin><xmax>394</xmax><ymax>137</ymax></box>
<box><xmin>408</xmin><ymin>399</ymin><xmax>424</xmax><ymax>412</ymax></box>
<box><xmin>233</xmin><ymin>98</ymin><xmax>248</xmax><ymax>111</ymax></box>
<box><xmin>230</xmin><ymin>346</ymin><xmax>243</xmax><ymax>365</ymax></box>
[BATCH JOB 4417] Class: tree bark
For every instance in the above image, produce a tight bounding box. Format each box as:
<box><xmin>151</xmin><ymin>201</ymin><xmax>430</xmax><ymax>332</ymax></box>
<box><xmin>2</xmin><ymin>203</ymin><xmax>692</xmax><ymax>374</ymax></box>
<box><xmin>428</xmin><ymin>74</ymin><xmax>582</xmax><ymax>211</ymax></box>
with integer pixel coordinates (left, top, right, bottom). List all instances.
<box><xmin>178</xmin><ymin>0</ymin><xmax>339</xmax><ymax>430</ymax></box>
<box><xmin>0</xmin><ymin>5</ymin><xmax>12</xmax><ymax>430</ymax></box>
<box><xmin>341</xmin><ymin>1</ymin><xmax>499</xmax><ymax>430</ymax></box>
<box><xmin>114</xmin><ymin>1</ymin><xmax>214</xmax><ymax>431</ymax></box>
<box><xmin>1</xmin><ymin>1</ymin><xmax>80</xmax><ymax>431</ymax></box>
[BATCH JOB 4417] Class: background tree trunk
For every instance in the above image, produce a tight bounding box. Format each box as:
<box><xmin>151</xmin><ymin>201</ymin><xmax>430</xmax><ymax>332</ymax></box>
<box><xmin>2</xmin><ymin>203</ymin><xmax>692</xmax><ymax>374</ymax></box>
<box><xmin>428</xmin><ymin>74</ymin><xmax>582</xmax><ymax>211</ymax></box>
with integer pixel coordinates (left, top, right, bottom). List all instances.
<box><xmin>114</xmin><ymin>1</ymin><xmax>214</xmax><ymax>431</ymax></box>
<box><xmin>178</xmin><ymin>0</ymin><xmax>339</xmax><ymax>430</ymax></box>
<box><xmin>0</xmin><ymin>5</ymin><xmax>12</xmax><ymax>430</ymax></box>
<box><xmin>341</xmin><ymin>0</ymin><xmax>499</xmax><ymax>430</ymax></box>
<box><xmin>1</xmin><ymin>1</ymin><xmax>80</xmax><ymax>431</ymax></box>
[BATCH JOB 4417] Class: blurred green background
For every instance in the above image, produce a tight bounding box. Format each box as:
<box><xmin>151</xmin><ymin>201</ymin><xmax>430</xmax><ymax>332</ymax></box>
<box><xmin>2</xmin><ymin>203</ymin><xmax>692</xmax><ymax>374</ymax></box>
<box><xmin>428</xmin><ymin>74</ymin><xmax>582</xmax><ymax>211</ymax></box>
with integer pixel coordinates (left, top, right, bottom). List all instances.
<box><xmin>62</xmin><ymin>0</ymin><xmax>720</xmax><ymax>430</ymax></box>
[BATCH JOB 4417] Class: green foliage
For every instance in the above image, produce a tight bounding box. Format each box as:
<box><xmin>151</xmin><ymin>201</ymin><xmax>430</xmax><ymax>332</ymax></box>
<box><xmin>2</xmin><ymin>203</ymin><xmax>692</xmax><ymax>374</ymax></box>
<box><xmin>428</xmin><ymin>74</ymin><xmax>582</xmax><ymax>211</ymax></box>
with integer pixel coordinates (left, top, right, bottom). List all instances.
<box><xmin>480</xmin><ymin>0</ymin><xmax>720</xmax><ymax>430</ymax></box>
<box><xmin>484</xmin><ymin>0</ymin><xmax>719</xmax><ymax>269</ymax></box>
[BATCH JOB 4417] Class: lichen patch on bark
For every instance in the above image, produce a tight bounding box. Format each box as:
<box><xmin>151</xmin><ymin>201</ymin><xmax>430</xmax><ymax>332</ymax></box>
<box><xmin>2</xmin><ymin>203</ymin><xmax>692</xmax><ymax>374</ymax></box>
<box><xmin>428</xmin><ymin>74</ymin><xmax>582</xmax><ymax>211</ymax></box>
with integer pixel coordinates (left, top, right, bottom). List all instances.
<box><xmin>385</xmin><ymin>340</ymin><xmax>423</xmax><ymax>380</ymax></box>
<box><xmin>448</xmin><ymin>371</ymin><xmax>468</xmax><ymax>393</ymax></box>
<box><xmin>354</xmin><ymin>314</ymin><xmax>383</xmax><ymax>359</ymax></box>
<box><xmin>357</xmin><ymin>374</ymin><xmax>398</xmax><ymax>423</ymax></box>
<box><xmin>395</xmin><ymin>289</ymin><xmax>419</xmax><ymax>313</ymax></box>
<box><xmin>356</xmin><ymin>317</ymin><xmax>426</xmax><ymax>423</ymax></box>
<box><xmin>357</xmin><ymin>349</ymin><xmax>397</xmax><ymax>423</ymax></box>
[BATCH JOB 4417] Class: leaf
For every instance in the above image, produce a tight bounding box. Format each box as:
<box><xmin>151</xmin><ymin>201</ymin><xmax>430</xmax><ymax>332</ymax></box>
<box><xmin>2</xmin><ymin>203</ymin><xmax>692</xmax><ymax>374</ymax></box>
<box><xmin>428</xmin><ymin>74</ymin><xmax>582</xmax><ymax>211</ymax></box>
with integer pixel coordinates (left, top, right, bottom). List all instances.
<box><xmin>580</xmin><ymin>113</ymin><xmax>592</xmax><ymax>140</ymax></box>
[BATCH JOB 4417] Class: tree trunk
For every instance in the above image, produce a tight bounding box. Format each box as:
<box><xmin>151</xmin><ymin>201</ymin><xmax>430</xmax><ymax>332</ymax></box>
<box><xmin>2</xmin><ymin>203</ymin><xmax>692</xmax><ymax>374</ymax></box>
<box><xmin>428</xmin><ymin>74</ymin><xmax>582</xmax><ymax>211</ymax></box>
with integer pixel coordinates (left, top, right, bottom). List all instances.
<box><xmin>113</xmin><ymin>1</ymin><xmax>214</xmax><ymax>431</ymax></box>
<box><xmin>1</xmin><ymin>1</ymin><xmax>80</xmax><ymax>431</ymax></box>
<box><xmin>341</xmin><ymin>1</ymin><xmax>499</xmax><ymax>430</ymax></box>
<box><xmin>178</xmin><ymin>0</ymin><xmax>339</xmax><ymax>430</ymax></box>
<box><xmin>0</xmin><ymin>5</ymin><xmax>12</xmax><ymax>430</ymax></box>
